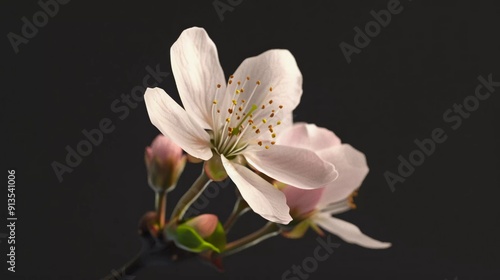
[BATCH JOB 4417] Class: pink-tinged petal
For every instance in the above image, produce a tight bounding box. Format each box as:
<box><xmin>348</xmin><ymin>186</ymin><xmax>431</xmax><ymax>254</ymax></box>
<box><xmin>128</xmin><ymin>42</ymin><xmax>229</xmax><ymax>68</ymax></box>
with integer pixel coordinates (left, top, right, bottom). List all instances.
<box><xmin>277</xmin><ymin>123</ymin><xmax>341</xmax><ymax>151</ymax></box>
<box><xmin>220</xmin><ymin>155</ymin><xmax>292</xmax><ymax>224</ymax></box>
<box><xmin>314</xmin><ymin>213</ymin><xmax>391</xmax><ymax>249</ymax></box>
<box><xmin>282</xmin><ymin>185</ymin><xmax>324</xmax><ymax>217</ymax></box>
<box><xmin>144</xmin><ymin>87</ymin><xmax>213</xmax><ymax>160</ymax></box>
<box><xmin>184</xmin><ymin>214</ymin><xmax>218</xmax><ymax>239</ymax></box>
<box><xmin>231</xmin><ymin>49</ymin><xmax>302</xmax><ymax>114</ymax></box>
<box><xmin>170</xmin><ymin>27</ymin><xmax>226</xmax><ymax>129</ymax></box>
<box><xmin>317</xmin><ymin>144</ymin><xmax>369</xmax><ymax>208</ymax></box>
<box><xmin>244</xmin><ymin>145</ymin><xmax>338</xmax><ymax>190</ymax></box>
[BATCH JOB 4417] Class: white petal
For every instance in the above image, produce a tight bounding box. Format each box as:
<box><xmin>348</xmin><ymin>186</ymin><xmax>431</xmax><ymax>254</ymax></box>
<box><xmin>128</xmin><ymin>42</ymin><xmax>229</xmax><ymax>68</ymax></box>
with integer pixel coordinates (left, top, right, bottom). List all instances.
<box><xmin>231</xmin><ymin>49</ymin><xmax>302</xmax><ymax>114</ymax></box>
<box><xmin>170</xmin><ymin>27</ymin><xmax>226</xmax><ymax>128</ymax></box>
<box><xmin>317</xmin><ymin>144</ymin><xmax>369</xmax><ymax>209</ymax></box>
<box><xmin>144</xmin><ymin>87</ymin><xmax>213</xmax><ymax>160</ymax></box>
<box><xmin>220</xmin><ymin>155</ymin><xmax>292</xmax><ymax>224</ymax></box>
<box><xmin>277</xmin><ymin>123</ymin><xmax>341</xmax><ymax>151</ymax></box>
<box><xmin>244</xmin><ymin>145</ymin><xmax>338</xmax><ymax>190</ymax></box>
<box><xmin>314</xmin><ymin>213</ymin><xmax>391</xmax><ymax>249</ymax></box>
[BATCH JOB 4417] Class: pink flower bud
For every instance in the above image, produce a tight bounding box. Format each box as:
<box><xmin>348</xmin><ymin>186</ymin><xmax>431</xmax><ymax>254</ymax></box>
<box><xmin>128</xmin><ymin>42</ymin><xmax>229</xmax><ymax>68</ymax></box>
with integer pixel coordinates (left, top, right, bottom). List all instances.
<box><xmin>184</xmin><ymin>214</ymin><xmax>218</xmax><ymax>239</ymax></box>
<box><xmin>145</xmin><ymin>134</ymin><xmax>186</xmax><ymax>192</ymax></box>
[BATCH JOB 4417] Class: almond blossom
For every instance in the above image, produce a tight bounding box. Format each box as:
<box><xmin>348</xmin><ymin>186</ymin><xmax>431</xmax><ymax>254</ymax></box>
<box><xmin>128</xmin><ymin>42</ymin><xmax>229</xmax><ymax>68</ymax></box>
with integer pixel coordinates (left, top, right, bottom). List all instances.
<box><xmin>279</xmin><ymin>123</ymin><xmax>391</xmax><ymax>249</ymax></box>
<box><xmin>144</xmin><ymin>27</ymin><xmax>337</xmax><ymax>224</ymax></box>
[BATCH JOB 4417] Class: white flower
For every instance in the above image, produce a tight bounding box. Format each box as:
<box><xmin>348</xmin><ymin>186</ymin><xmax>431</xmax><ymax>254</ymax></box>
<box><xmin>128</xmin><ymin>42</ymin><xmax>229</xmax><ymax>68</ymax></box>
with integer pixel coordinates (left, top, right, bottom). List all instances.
<box><xmin>279</xmin><ymin>123</ymin><xmax>391</xmax><ymax>249</ymax></box>
<box><xmin>144</xmin><ymin>27</ymin><xmax>338</xmax><ymax>224</ymax></box>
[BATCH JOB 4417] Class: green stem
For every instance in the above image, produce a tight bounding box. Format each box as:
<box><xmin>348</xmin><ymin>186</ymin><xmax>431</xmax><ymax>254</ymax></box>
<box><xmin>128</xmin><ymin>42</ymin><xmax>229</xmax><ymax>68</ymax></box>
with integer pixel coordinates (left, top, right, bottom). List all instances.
<box><xmin>223</xmin><ymin>197</ymin><xmax>249</xmax><ymax>234</ymax></box>
<box><xmin>220</xmin><ymin>222</ymin><xmax>281</xmax><ymax>257</ymax></box>
<box><xmin>155</xmin><ymin>190</ymin><xmax>167</xmax><ymax>230</ymax></box>
<box><xmin>170</xmin><ymin>170</ymin><xmax>211</xmax><ymax>221</ymax></box>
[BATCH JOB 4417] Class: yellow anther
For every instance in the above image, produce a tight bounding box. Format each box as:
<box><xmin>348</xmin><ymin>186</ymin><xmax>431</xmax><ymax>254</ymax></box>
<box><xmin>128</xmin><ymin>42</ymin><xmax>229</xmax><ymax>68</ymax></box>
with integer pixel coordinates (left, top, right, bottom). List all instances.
<box><xmin>265</xmin><ymin>145</ymin><xmax>270</xmax><ymax>149</ymax></box>
<box><xmin>262</xmin><ymin>119</ymin><xmax>267</xmax><ymax>124</ymax></box>
<box><xmin>213</xmin><ymin>100</ymin><xmax>218</xmax><ymax>104</ymax></box>
<box><xmin>232</xmin><ymin>100</ymin><xmax>237</xmax><ymax>105</ymax></box>
<box><xmin>241</xmin><ymin>99</ymin><xmax>246</xmax><ymax>103</ymax></box>
<box><xmin>235</xmin><ymin>90</ymin><xmax>240</xmax><ymax>94</ymax></box>
<box><xmin>256</xmin><ymin>80</ymin><xmax>261</xmax><ymax>85</ymax></box>
<box><xmin>271</xmin><ymin>141</ymin><xmax>276</xmax><ymax>145</ymax></box>
<box><xmin>226</xmin><ymin>118</ymin><xmax>231</xmax><ymax>122</ymax></box>
<box><xmin>240</xmin><ymin>88</ymin><xmax>244</xmax><ymax>93</ymax></box>
<box><xmin>271</xmin><ymin>133</ymin><xmax>276</xmax><ymax>138</ymax></box>
<box><xmin>252</xmin><ymin>125</ymin><xmax>257</xmax><ymax>129</ymax></box>
<box><xmin>277</xmin><ymin>121</ymin><xmax>281</xmax><ymax>125</ymax></box>
<box><xmin>239</xmin><ymin>106</ymin><xmax>243</xmax><ymax>112</ymax></box>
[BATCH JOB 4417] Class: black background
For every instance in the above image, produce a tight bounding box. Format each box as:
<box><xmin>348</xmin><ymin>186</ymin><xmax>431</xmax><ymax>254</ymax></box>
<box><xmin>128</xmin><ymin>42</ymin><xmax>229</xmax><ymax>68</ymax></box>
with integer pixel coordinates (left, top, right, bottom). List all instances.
<box><xmin>2</xmin><ymin>0</ymin><xmax>499</xmax><ymax>279</ymax></box>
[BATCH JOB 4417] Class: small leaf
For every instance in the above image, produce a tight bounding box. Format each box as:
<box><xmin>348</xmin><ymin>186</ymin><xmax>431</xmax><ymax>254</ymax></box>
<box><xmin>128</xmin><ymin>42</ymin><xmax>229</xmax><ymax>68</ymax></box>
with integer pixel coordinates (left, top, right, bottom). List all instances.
<box><xmin>174</xmin><ymin>219</ymin><xmax>227</xmax><ymax>253</ymax></box>
<box><xmin>176</xmin><ymin>224</ymin><xmax>220</xmax><ymax>253</ymax></box>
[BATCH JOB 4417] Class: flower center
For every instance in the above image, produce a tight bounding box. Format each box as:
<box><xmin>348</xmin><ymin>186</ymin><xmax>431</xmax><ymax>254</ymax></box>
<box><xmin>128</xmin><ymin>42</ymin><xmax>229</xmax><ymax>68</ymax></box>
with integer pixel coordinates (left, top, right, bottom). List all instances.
<box><xmin>210</xmin><ymin>75</ymin><xmax>285</xmax><ymax>157</ymax></box>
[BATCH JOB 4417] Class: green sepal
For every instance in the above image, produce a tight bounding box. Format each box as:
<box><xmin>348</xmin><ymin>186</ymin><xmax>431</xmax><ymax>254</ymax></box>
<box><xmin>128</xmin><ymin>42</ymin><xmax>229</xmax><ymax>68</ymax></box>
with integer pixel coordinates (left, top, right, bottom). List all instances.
<box><xmin>174</xmin><ymin>221</ymin><xmax>226</xmax><ymax>253</ymax></box>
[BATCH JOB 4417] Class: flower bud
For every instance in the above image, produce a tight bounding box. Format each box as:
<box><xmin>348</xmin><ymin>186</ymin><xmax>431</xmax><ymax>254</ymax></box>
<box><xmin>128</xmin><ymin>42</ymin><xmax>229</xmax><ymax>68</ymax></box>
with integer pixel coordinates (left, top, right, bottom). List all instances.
<box><xmin>145</xmin><ymin>135</ymin><xmax>187</xmax><ymax>193</ymax></box>
<box><xmin>170</xmin><ymin>214</ymin><xmax>227</xmax><ymax>253</ymax></box>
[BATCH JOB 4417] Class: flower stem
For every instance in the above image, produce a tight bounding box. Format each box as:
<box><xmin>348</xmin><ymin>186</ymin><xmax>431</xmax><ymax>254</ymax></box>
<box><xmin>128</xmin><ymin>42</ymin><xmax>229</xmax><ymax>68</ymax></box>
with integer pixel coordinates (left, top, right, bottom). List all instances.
<box><xmin>155</xmin><ymin>190</ymin><xmax>167</xmax><ymax>230</ymax></box>
<box><xmin>220</xmin><ymin>222</ymin><xmax>281</xmax><ymax>257</ymax></box>
<box><xmin>223</xmin><ymin>196</ymin><xmax>249</xmax><ymax>234</ymax></box>
<box><xmin>170</xmin><ymin>170</ymin><xmax>211</xmax><ymax>221</ymax></box>
<box><xmin>101</xmin><ymin>250</ymin><xmax>144</xmax><ymax>280</ymax></box>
